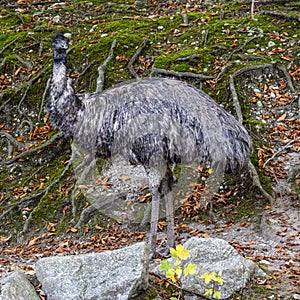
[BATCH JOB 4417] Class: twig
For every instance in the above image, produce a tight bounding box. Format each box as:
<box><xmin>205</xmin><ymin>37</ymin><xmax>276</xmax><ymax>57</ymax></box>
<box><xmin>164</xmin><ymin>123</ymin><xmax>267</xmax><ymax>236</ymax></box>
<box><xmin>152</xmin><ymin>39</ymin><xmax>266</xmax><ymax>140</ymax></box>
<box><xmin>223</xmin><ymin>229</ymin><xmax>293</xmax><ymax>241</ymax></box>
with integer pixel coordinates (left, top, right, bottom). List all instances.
<box><xmin>151</xmin><ymin>67</ymin><xmax>214</xmax><ymax>81</ymax></box>
<box><xmin>260</xmin><ymin>10</ymin><xmax>300</xmax><ymax>22</ymax></box>
<box><xmin>96</xmin><ymin>39</ymin><xmax>117</xmax><ymax>93</ymax></box>
<box><xmin>0</xmin><ymin>37</ymin><xmax>19</xmax><ymax>55</ymax></box>
<box><xmin>263</xmin><ymin>137</ymin><xmax>300</xmax><ymax>168</ymax></box>
<box><xmin>10</xmin><ymin>12</ymin><xmax>24</xmax><ymax>24</ymax></box>
<box><xmin>128</xmin><ymin>37</ymin><xmax>148</xmax><ymax>79</ymax></box>
<box><xmin>17</xmin><ymin>119</ymin><xmax>34</xmax><ymax>133</ymax></box>
<box><xmin>1</xmin><ymin>132</ymin><xmax>63</xmax><ymax>166</ymax></box>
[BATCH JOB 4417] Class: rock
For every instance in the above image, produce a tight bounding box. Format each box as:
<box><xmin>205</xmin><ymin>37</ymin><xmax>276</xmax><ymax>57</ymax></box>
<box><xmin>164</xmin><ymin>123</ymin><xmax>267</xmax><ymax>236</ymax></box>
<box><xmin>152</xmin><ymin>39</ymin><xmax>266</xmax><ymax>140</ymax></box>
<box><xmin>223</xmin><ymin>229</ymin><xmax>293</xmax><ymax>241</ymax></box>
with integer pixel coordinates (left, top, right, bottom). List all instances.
<box><xmin>179</xmin><ymin>237</ymin><xmax>265</xmax><ymax>299</ymax></box>
<box><xmin>36</xmin><ymin>242</ymin><xmax>149</xmax><ymax>300</ymax></box>
<box><xmin>0</xmin><ymin>270</ymin><xmax>40</xmax><ymax>300</ymax></box>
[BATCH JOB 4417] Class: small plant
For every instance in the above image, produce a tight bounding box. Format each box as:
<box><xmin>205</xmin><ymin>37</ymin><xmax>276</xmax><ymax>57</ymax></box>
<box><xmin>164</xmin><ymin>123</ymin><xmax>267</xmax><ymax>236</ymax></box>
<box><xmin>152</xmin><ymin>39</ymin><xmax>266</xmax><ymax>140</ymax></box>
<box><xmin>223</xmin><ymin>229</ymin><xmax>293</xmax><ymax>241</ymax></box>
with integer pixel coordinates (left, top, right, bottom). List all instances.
<box><xmin>159</xmin><ymin>244</ymin><xmax>197</xmax><ymax>284</ymax></box>
<box><xmin>200</xmin><ymin>271</ymin><xmax>224</xmax><ymax>299</ymax></box>
<box><xmin>159</xmin><ymin>244</ymin><xmax>225</xmax><ymax>300</ymax></box>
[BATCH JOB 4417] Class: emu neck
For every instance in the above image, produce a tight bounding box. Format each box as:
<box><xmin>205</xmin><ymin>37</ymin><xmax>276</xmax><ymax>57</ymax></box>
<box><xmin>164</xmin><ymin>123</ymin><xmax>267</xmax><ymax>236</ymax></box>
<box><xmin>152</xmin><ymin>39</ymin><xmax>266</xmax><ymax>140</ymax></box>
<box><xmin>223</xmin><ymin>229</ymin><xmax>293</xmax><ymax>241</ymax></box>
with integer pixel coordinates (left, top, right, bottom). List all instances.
<box><xmin>48</xmin><ymin>50</ymin><xmax>82</xmax><ymax>138</ymax></box>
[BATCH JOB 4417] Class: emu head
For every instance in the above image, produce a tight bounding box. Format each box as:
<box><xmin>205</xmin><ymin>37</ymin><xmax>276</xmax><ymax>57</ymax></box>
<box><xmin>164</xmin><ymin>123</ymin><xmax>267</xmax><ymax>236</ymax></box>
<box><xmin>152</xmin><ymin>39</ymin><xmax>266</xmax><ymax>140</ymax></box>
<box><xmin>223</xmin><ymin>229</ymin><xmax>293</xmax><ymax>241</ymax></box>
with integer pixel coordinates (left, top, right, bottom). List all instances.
<box><xmin>52</xmin><ymin>33</ymin><xmax>69</xmax><ymax>52</ymax></box>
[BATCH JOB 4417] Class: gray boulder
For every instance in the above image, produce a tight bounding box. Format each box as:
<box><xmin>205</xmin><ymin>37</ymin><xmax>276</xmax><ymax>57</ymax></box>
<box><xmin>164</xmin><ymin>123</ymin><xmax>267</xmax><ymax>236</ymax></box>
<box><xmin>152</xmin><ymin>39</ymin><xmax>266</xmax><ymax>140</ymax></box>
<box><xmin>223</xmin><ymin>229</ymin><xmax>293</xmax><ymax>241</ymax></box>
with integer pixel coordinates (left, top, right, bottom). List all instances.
<box><xmin>36</xmin><ymin>242</ymin><xmax>149</xmax><ymax>300</ymax></box>
<box><xmin>176</xmin><ymin>237</ymin><xmax>265</xmax><ymax>299</ymax></box>
<box><xmin>0</xmin><ymin>270</ymin><xmax>40</xmax><ymax>300</ymax></box>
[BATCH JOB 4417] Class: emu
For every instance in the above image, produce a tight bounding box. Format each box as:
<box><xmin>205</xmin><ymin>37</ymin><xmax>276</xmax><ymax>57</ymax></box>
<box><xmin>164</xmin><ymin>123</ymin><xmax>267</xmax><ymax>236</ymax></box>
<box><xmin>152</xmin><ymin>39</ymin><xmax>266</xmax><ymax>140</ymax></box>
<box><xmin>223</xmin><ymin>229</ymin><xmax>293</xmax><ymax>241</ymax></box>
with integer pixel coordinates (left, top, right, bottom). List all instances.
<box><xmin>48</xmin><ymin>33</ymin><xmax>251</xmax><ymax>257</ymax></box>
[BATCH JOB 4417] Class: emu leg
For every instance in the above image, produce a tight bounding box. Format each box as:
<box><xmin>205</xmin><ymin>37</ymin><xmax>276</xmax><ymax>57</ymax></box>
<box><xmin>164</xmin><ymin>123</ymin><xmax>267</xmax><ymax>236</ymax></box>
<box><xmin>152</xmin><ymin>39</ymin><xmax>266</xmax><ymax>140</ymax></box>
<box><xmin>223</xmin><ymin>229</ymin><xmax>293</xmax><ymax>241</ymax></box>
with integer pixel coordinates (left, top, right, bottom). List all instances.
<box><xmin>149</xmin><ymin>186</ymin><xmax>160</xmax><ymax>257</ymax></box>
<box><xmin>165</xmin><ymin>190</ymin><xmax>175</xmax><ymax>250</ymax></box>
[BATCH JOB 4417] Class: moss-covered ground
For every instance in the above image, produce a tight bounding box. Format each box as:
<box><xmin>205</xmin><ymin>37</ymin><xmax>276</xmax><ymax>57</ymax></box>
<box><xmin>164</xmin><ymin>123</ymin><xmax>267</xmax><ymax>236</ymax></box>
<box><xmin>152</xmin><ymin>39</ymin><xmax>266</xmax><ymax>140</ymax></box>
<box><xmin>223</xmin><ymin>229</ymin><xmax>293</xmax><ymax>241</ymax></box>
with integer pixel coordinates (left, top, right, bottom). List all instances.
<box><xmin>0</xmin><ymin>0</ymin><xmax>299</xmax><ymax>298</ymax></box>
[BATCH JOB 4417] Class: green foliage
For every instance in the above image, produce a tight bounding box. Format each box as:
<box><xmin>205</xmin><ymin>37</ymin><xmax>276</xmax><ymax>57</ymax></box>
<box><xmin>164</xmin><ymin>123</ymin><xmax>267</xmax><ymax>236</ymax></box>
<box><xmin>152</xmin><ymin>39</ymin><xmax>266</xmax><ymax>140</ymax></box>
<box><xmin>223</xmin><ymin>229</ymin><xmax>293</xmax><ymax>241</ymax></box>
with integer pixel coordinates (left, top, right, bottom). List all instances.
<box><xmin>160</xmin><ymin>245</ymin><xmax>226</xmax><ymax>300</ymax></box>
<box><xmin>159</xmin><ymin>245</ymin><xmax>196</xmax><ymax>284</ymax></box>
<box><xmin>200</xmin><ymin>271</ymin><xmax>224</xmax><ymax>299</ymax></box>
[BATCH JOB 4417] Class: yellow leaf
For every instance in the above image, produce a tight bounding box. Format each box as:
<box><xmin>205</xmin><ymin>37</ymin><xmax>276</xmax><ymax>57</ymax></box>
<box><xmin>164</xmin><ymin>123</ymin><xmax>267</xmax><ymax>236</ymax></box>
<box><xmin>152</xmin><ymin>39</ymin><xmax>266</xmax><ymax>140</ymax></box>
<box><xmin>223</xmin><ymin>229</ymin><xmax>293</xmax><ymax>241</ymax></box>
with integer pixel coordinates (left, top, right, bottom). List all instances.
<box><xmin>184</xmin><ymin>263</ymin><xmax>197</xmax><ymax>276</ymax></box>
<box><xmin>174</xmin><ymin>259</ymin><xmax>181</xmax><ymax>266</ymax></box>
<box><xmin>170</xmin><ymin>244</ymin><xmax>190</xmax><ymax>259</ymax></box>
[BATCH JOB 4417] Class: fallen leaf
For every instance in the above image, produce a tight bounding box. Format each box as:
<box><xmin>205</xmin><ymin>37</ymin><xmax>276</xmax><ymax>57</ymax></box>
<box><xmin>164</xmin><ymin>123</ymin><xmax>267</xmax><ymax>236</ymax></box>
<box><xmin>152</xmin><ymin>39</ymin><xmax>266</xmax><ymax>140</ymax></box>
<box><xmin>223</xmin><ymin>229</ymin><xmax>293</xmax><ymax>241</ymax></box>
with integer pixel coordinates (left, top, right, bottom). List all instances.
<box><xmin>118</xmin><ymin>176</ymin><xmax>130</xmax><ymax>181</ymax></box>
<box><xmin>277</xmin><ymin>113</ymin><xmax>287</xmax><ymax>122</ymax></box>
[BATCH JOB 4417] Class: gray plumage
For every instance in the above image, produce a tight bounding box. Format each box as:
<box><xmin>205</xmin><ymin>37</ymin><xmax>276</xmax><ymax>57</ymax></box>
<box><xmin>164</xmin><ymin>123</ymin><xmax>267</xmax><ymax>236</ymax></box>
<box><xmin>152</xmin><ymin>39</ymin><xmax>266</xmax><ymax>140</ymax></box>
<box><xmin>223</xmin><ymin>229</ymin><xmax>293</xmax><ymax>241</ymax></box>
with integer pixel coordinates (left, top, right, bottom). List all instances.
<box><xmin>48</xmin><ymin>33</ymin><xmax>251</xmax><ymax>256</ymax></box>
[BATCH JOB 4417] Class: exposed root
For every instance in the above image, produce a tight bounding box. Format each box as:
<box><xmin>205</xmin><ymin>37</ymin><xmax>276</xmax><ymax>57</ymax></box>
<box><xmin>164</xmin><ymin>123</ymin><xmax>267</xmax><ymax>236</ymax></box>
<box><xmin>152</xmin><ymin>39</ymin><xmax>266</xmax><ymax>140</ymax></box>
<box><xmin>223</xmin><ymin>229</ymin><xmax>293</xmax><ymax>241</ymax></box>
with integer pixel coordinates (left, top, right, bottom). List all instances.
<box><xmin>0</xmin><ymin>132</ymin><xmax>63</xmax><ymax>166</ymax></box>
<box><xmin>0</xmin><ymin>37</ymin><xmax>19</xmax><ymax>55</ymax></box>
<box><xmin>276</xmin><ymin>65</ymin><xmax>295</xmax><ymax>92</ymax></box>
<box><xmin>260</xmin><ymin>10</ymin><xmax>300</xmax><ymax>22</ymax></box>
<box><xmin>248</xmin><ymin>161</ymin><xmax>275</xmax><ymax>205</ymax></box>
<box><xmin>17</xmin><ymin>66</ymin><xmax>50</xmax><ymax>115</ymax></box>
<box><xmin>229</xmin><ymin>66</ymin><xmax>275</xmax><ymax>205</ymax></box>
<box><xmin>227</xmin><ymin>34</ymin><xmax>263</xmax><ymax>61</ymax></box>
<box><xmin>128</xmin><ymin>37</ymin><xmax>148</xmax><ymax>79</ymax></box>
<box><xmin>151</xmin><ymin>67</ymin><xmax>214</xmax><ymax>81</ymax></box>
<box><xmin>0</xmin><ymin>58</ymin><xmax>6</xmax><ymax>72</ymax></box>
<box><xmin>229</xmin><ymin>75</ymin><xmax>244</xmax><ymax>123</ymax></box>
<box><xmin>96</xmin><ymin>39</ymin><xmax>117</xmax><ymax>93</ymax></box>
<box><xmin>263</xmin><ymin>137</ymin><xmax>300</xmax><ymax>169</ymax></box>
<box><xmin>38</xmin><ymin>78</ymin><xmax>51</xmax><ymax>121</ymax></box>
<box><xmin>0</xmin><ymin>131</ymin><xmax>23</xmax><ymax>149</ymax></box>
<box><xmin>19</xmin><ymin>160</ymin><xmax>72</xmax><ymax>236</ymax></box>
<box><xmin>15</xmin><ymin>54</ymin><xmax>32</xmax><ymax>69</ymax></box>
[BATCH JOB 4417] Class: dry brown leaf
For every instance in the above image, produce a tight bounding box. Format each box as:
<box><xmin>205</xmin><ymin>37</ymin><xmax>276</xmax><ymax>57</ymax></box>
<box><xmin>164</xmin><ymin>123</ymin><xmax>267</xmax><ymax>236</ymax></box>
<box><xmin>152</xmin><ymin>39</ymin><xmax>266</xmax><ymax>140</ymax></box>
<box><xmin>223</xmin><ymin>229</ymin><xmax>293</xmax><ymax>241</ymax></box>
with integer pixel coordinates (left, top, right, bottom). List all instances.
<box><xmin>277</xmin><ymin>113</ymin><xmax>287</xmax><ymax>122</ymax></box>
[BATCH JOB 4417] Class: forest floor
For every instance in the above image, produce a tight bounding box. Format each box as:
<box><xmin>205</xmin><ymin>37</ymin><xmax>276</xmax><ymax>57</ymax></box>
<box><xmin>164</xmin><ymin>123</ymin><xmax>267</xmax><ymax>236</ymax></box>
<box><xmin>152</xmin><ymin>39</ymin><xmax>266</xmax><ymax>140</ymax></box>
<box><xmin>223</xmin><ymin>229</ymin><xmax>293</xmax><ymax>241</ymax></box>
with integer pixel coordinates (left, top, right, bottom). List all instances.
<box><xmin>0</xmin><ymin>0</ymin><xmax>299</xmax><ymax>299</ymax></box>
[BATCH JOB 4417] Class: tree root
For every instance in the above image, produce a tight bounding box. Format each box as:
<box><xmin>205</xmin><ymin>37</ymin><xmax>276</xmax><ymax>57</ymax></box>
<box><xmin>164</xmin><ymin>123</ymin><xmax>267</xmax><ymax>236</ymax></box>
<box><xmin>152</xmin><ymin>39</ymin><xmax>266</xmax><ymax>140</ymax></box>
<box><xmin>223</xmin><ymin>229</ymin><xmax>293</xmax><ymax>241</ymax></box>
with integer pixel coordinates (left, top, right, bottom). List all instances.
<box><xmin>0</xmin><ymin>132</ymin><xmax>63</xmax><ymax>166</ymax></box>
<box><xmin>151</xmin><ymin>67</ymin><xmax>214</xmax><ymax>81</ymax></box>
<box><xmin>128</xmin><ymin>37</ymin><xmax>148</xmax><ymax>79</ymax></box>
<box><xmin>229</xmin><ymin>66</ymin><xmax>276</xmax><ymax>205</ymax></box>
<box><xmin>0</xmin><ymin>131</ymin><xmax>23</xmax><ymax>148</ymax></box>
<box><xmin>248</xmin><ymin>162</ymin><xmax>274</xmax><ymax>205</ymax></box>
<box><xmin>18</xmin><ymin>160</ymin><xmax>72</xmax><ymax>236</ymax></box>
<box><xmin>17</xmin><ymin>66</ymin><xmax>50</xmax><ymax>115</ymax></box>
<box><xmin>0</xmin><ymin>58</ymin><xmax>6</xmax><ymax>72</ymax></box>
<box><xmin>96</xmin><ymin>39</ymin><xmax>117</xmax><ymax>93</ymax></box>
<box><xmin>38</xmin><ymin>78</ymin><xmax>51</xmax><ymax>121</ymax></box>
<box><xmin>0</xmin><ymin>37</ymin><xmax>19</xmax><ymax>55</ymax></box>
<box><xmin>260</xmin><ymin>10</ymin><xmax>300</xmax><ymax>22</ymax></box>
<box><xmin>227</xmin><ymin>34</ymin><xmax>263</xmax><ymax>61</ymax></box>
<box><xmin>263</xmin><ymin>137</ymin><xmax>300</xmax><ymax>169</ymax></box>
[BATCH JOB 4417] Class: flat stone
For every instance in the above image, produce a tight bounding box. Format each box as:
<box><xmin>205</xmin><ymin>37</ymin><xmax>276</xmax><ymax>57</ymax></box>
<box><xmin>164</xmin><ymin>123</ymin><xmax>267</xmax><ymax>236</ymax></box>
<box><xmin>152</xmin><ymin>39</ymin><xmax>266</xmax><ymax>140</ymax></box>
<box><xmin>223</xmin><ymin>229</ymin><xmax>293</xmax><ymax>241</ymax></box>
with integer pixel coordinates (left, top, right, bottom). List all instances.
<box><xmin>36</xmin><ymin>242</ymin><xmax>149</xmax><ymax>300</ymax></box>
<box><xmin>0</xmin><ymin>270</ymin><xmax>40</xmax><ymax>300</ymax></box>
